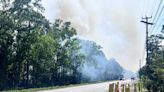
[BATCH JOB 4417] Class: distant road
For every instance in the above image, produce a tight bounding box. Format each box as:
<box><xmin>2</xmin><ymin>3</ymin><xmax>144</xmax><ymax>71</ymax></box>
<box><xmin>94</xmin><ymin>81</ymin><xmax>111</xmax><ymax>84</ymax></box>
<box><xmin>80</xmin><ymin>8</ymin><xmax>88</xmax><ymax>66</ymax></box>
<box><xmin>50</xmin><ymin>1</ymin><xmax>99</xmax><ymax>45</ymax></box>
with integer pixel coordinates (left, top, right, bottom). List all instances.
<box><xmin>37</xmin><ymin>80</ymin><xmax>135</xmax><ymax>92</ymax></box>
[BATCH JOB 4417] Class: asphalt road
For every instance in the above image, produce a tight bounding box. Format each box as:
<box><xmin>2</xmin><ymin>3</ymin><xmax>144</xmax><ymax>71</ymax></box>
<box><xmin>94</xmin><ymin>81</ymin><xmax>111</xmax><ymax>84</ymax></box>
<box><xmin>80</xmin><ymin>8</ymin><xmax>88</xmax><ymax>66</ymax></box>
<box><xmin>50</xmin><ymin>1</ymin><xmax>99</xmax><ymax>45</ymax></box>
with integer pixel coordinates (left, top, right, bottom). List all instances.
<box><xmin>38</xmin><ymin>80</ymin><xmax>135</xmax><ymax>92</ymax></box>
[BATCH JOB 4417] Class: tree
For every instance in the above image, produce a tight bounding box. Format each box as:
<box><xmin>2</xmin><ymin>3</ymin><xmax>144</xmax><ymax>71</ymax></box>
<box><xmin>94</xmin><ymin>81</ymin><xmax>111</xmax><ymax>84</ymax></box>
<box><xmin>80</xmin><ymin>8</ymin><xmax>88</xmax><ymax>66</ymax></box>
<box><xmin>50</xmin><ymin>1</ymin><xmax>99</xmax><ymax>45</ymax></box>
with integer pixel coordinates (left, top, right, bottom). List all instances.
<box><xmin>0</xmin><ymin>0</ymin><xmax>50</xmax><ymax>88</ymax></box>
<box><xmin>50</xmin><ymin>19</ymin><xmax>84</xmax><ymax>85</ymax></box>
<box><xmin>9</xmin><ymin>0</ymin><xmax>50</xmax><ymax>87</ymax></box>
<box><xmin>139</xmin><ymin>34</ymin><xmax>164</xmax><ymax>92</ymax></box>
<box><xmin>30</xmin><ymin>30</ymin><xmax>57</xmax><ymax>87</ymax></box>
<box><xmin>0</xmin><ymin>10</ymin><xmax>15</xmax><ymax>89</ymax></box>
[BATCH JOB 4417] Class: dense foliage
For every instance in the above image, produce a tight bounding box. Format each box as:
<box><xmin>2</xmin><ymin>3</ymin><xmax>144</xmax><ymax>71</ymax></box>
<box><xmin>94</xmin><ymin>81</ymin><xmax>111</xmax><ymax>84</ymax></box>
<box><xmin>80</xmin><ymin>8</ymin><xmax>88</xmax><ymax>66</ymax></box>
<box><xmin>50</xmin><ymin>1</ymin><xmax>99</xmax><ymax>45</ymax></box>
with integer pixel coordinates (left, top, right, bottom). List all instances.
<box><xmin>0</xmin><ymin>0</ymin><xmax>123</xmax><ymax>90</ymax></box>
<box><xmin>139</xmin><ymin>34</ymin><xmax>164</xmax><ymax>92</ymax></box>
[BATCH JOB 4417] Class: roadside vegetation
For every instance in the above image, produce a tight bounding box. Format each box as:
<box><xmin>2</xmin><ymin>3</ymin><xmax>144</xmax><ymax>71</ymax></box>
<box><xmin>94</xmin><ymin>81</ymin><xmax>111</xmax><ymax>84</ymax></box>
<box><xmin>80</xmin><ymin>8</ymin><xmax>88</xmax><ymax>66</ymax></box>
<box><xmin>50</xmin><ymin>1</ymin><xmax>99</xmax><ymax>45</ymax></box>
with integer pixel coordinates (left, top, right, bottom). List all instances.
<box><xmin>139</xmin><ymin>34</ymin><xmax>164</xmax><ymax>92</ymax></box>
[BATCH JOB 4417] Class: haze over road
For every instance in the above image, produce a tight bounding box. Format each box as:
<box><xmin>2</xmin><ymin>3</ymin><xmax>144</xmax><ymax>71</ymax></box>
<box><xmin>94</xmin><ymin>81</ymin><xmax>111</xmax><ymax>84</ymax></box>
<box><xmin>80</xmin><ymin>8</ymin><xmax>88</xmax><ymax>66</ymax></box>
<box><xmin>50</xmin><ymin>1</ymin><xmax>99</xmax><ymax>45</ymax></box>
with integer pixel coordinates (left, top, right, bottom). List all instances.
<box><xmin>38</xmin><ymin>80</ymin><xmax>134</xmax><ymax>92</ymax></box>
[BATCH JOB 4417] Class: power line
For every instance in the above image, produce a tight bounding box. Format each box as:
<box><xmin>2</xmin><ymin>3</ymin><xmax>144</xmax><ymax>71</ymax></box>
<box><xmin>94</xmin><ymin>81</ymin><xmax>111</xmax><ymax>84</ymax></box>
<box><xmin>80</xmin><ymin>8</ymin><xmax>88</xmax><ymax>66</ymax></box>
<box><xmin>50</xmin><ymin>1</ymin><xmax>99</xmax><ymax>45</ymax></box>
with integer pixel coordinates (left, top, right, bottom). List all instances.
<box><xmin>146</xmin><ymin>0</ymin><xmax>158</xmax><ymax>32</ymax></box>
<box><xmin>156</xmin><ymin>17</ymin><xmax>164</xmax><ymax>33</ymax></box>
<box><xmin>151</xmin><ymin>0</ymin><xmax>163</xmax><ymax>22</ymax></box>
<box><xmin>146</xmin><ymin>0</ymin><xmax>156</xmax><ymax>30</ymax></box>
<box><xmin>151</xmin><ymin>3</ymin><xmax>164</xmax><ymax>33</ymax></box>
<box><xmin>149</xmin><ymin>0</ymin><xmax>163</xmax><ymax>31</ymax></box>
<box><xmin>150</xmin><ymin>1</ymin><xmax>164</xmax><ymax>34</ymax></box>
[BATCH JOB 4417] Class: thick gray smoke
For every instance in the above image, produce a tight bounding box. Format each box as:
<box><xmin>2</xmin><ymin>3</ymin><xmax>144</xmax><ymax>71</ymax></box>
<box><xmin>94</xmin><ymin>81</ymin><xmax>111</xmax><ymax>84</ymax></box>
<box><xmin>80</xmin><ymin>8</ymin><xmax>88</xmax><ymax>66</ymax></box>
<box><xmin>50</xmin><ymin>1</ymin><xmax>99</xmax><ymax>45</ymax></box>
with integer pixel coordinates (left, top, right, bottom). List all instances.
<box><xmin>78</xmin><ymin>39</ymin><xmax>123</xmax><ymax>82</ymax></box>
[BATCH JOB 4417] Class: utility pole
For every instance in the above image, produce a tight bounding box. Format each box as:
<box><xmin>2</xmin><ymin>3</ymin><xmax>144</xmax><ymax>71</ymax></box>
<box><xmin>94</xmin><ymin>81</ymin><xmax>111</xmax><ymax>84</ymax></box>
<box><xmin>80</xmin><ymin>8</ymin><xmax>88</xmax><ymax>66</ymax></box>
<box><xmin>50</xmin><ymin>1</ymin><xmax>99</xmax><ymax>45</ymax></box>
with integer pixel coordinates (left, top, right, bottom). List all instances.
<box><xmin>140</xmin><ymin>16</ymin><xmax>153</xmax><ymax>64</ymax></box>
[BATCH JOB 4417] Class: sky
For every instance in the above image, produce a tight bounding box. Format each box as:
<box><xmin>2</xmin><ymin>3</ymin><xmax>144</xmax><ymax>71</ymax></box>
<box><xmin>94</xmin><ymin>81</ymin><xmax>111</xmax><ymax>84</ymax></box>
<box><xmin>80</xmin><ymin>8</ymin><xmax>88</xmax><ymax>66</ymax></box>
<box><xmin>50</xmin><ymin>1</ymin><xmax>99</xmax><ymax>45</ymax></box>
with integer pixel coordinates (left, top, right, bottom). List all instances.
<box><xmin>41</xmin><ymin>0</ymin><xmax>151</xmax><ymax>72</ymax></box>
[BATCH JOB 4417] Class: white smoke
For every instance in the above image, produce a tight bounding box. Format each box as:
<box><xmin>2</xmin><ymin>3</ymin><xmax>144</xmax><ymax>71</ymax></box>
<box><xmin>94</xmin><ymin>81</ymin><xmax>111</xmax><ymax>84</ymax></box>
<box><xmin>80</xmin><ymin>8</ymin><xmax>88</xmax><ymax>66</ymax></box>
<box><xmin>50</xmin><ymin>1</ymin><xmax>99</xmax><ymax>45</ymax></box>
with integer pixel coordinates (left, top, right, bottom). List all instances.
<box><xmin>42</xmin><ymin>0</ymin><xmax>145</xmax><ymax>72</ymax></box>
<box><xmin>78</xmin><ymin>39</ymin><xmax>123</xmax><ymax>82</ymax></box>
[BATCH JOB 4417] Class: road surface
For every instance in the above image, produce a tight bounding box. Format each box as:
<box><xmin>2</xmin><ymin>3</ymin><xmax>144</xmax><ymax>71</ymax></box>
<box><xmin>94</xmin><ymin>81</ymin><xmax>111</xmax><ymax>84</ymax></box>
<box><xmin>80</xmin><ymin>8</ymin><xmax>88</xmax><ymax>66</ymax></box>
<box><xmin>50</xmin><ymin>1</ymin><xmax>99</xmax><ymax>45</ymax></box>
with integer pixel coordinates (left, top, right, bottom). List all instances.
<box><xmin>38</xmin><ymin>80</ymin><xmax>135</xmax><ymax>92</ymax></box>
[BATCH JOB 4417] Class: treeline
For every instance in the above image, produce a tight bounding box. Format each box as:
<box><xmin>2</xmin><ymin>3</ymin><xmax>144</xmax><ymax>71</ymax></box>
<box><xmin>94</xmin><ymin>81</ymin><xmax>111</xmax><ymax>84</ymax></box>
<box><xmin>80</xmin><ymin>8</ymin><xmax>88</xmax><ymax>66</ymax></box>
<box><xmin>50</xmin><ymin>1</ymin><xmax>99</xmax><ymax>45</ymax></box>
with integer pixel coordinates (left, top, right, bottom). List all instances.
<box><xmin>0</xmin><ymin>0</ymin><xmax>84</xmax><ymax>89</ymax></box>
<box><xmin>0</xmin><ymin>0</ymin><xmax>123</xmax><ymax>90</ymax></box>
<box><xmin>139</xmin><ymin>34</ymin><xmax>164</xmax><ymax>92</ymax></box>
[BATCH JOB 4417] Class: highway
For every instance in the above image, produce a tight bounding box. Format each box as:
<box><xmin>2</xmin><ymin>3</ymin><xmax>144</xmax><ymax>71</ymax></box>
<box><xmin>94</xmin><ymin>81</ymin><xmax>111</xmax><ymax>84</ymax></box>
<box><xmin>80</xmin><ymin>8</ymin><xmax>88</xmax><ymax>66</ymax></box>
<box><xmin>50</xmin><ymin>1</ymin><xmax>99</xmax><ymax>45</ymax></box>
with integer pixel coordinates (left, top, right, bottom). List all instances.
<box><xmin>38</xmin><ymin>80</ymin><xmax>136</xmax><ymax>92</ymax></box>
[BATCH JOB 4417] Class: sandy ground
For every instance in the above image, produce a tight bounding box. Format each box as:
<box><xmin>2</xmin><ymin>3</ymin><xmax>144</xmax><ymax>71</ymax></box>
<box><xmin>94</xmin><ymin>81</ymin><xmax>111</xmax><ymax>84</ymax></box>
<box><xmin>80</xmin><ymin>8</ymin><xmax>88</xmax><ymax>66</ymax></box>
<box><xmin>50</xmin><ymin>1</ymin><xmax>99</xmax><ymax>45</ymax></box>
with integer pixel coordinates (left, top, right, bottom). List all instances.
<box><xmin>37</xmin><ymin>80</ymin><xmax>135</xmax><ymax>92</ymax></box>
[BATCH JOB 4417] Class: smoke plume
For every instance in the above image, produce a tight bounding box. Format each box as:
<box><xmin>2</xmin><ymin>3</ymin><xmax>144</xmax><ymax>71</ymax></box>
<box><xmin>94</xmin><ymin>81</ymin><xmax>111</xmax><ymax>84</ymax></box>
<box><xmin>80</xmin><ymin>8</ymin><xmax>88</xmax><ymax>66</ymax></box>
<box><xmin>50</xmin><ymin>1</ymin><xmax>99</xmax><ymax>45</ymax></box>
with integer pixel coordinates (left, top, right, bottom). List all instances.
<box><xmin>42</xmin><ymin>0</ymin><xmax>145</xmax><ymax>72</ymax></box>
<box><xmin>78</xmin><ymin>39</ymin><xmax>123</xmax><ymax>82</ymax></box>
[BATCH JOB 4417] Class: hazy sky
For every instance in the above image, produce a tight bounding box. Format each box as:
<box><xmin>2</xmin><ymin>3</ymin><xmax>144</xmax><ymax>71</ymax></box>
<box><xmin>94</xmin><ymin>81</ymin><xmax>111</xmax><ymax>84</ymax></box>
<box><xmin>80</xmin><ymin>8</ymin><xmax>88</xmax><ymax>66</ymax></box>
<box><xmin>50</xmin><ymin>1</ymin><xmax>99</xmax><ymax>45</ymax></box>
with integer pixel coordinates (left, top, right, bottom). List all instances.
<box><xmin>41</xmin><ymin>0</ymin><xmax>149</xmax><ymax>72</ymax></box>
